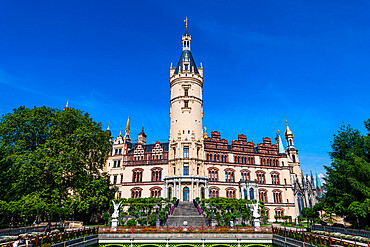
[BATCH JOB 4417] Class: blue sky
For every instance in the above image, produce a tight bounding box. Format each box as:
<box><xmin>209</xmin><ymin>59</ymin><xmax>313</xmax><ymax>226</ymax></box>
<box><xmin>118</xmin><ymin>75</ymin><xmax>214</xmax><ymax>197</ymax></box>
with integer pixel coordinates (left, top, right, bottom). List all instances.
<box><xmin>1</xmin><ymin>1</ymin><xmax>369</xmax><ymax>176</ymax></box>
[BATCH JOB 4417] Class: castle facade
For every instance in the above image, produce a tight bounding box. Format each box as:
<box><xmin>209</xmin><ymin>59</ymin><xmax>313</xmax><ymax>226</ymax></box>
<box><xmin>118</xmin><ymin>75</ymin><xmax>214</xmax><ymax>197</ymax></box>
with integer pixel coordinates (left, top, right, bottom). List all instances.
<box><xmin>104</xmin><ymin>24</ymin><xmax>320</xmax><ymax>221</ymax></box>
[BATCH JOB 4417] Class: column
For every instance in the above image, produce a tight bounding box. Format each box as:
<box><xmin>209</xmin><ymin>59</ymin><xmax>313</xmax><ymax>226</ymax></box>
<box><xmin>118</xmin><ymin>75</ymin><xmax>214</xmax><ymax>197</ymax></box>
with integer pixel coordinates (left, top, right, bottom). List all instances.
<box><xmin>205</xmin><ymin>183</ymin><xmax>209</xmax><ymax>199</ymax></box>
<box><xmin>196</xmin><ymin>181</ymin><xmax>199</xmax><ymax>198</ymax></box>
<box><xmin>174</xmin><ymin>181</ymin><xmax>177</xmax><ymax>199</ymax></box>
<box><xmin>179</xmin><ymin>180</ymin><xmax>182</xmax><ymax>201</ymax></box>
<box><xmin>191</xmin><ymin>178</ymin><xmax>194</xmax><ymax>201</ymax></box>
<box><xmin>164</xmin><ymin>181</ymin><xmax>167</xmax><ymax>198</ymax></box>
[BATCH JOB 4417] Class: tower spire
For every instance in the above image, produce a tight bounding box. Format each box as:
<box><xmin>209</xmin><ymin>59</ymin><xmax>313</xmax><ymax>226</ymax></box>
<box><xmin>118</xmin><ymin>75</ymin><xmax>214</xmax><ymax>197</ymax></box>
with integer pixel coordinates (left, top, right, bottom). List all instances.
<box><xmin>123</xmin><ymin>116</ymin><xmax>131</xmax><ymax>143</ymax></box>
<box><xmin>277</xmin><ymin>130</ymin><xmax>285</xmax><ymax>154</ymax></box>
<box><xmin>182</xmin><ymin>17</ymin><xmax>191</xmax><ymax>51</ymax></box>
<box><xmin>63</xmin><ymin>100</ymin><xmax>69</xmax><ymax>111</ymax></box>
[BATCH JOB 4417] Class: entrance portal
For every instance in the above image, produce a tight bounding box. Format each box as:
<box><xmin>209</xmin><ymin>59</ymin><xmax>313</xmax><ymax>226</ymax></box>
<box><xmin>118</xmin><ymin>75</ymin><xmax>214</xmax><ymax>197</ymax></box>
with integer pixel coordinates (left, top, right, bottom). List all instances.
<box><xmin>183</xmin><ymin>187</ymin><xmax>189</xmax><ymax>201</ymax></box>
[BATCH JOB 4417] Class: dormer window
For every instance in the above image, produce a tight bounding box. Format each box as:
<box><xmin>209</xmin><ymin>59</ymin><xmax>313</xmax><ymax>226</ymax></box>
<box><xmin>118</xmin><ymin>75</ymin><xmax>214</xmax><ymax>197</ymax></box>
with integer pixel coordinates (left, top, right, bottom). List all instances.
<box><xmin>184</xmin><ymin>101</ymin><xmax>189</xmax><ymax>108</ymax></box>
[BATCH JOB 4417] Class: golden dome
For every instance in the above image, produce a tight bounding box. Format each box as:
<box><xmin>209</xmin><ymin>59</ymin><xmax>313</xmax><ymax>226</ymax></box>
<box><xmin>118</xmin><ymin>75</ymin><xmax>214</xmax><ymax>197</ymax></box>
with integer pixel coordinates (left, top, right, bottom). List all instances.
<box><xmin>284</xmin><ymin>120</ymin><xmax>293</xmax><ymax>138</ymax></box>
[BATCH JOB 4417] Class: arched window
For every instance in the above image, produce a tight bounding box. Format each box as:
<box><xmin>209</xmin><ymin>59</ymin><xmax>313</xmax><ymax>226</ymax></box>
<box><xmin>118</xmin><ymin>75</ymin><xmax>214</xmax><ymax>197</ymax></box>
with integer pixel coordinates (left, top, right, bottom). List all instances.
<box><xmin>208</xmin><ymin>167</ymin><xmax>219</xmax><ymax>182</ymax></box>
<box><xmin>271</xmin><ymin>172</ymin><xmax>280</xmax><ymax>184</ymax></box>
<box><xmin>131</xmin><ymin>187</ymin><xmax>142</xmax><ymax>198</ymax></box>
<box><xmin>150</xmin><ymin>187</ymin><xmax>162</xmax><ymax>198</ymax></box>
<box><xmin>273</xmin><ymin>190</ymin><xmax>283</xmax><ymax>203</ymax></box>
<box><xmin>259</xmin><ymin>189</ymin><xmax>268</xmax><ymax>202</ymax></box>
<box><xmin>151</xmin><ymin>167</ymin><xmax>163</xmax><ymax>182</ymax></box>
<box><xmin>209</xmin><ymin>187</ymin><xmax>219</xmax><ymax>198</ymax></box>
<box><xmin>256</xmin><ymin>171</ymin><xmax>266</xmax><ymax>184</ymax></box>
<box><xmin>275</xmin><ymin>208</ymin><xmax>284</xmax><ymax>217</ymax></box>
<box><xmin>244</xmin><ymin>189</ymin><xmax>248</xmax><ymax>199</ymax></box>
<box><xmin>249</xmin><ymin>188</ymin><xmax>254</xmax><ymax>200</ymax></box>
<box><xmin>297</xmin><ymin>193</ymin><xmax>304</xmax><ymax>214</ymax></box>
<box><xmin>225</xmin><ymin>169</ymin><xmax>235</xmax><ymax>182</ymax></box>
<box><xmin>226</xmin><ymin>188</ymin><xmax>236</xmax><ymax>198</ymax></box>
<box><xmin>241</xmin><ymin>169</ymin><xmax>251</xmax><ymax>181</ymax></box>
<box><xmin>132</xmin><ymin>168</ymin><xmax>143</xmax><ymax>182</ymax></box>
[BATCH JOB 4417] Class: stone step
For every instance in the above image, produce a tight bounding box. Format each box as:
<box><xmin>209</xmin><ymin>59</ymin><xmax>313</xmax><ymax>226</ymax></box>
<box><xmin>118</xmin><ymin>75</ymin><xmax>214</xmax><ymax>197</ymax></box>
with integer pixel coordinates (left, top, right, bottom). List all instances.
<box><xmin>165</xmin><ymin>202</ymin><xmax>207</xmax><ymax>227</ymax></box>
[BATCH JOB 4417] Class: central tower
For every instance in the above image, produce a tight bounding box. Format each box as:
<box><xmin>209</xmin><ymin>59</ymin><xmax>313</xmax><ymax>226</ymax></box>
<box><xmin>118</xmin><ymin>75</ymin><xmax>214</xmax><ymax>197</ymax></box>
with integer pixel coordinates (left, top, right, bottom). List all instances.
<box><xmin>164</xmin><ymin>21</ymin><xmax>208</xmax><ymax>201</ymax></box>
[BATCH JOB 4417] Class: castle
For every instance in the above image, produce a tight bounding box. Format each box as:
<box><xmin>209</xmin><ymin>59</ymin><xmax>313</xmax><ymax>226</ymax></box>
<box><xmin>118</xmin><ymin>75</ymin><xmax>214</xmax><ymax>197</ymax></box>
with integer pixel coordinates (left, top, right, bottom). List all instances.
<box><xmin>104</xmin><ymin>22</ymin><xmax>322</xmax><ymax>221</ymax></box>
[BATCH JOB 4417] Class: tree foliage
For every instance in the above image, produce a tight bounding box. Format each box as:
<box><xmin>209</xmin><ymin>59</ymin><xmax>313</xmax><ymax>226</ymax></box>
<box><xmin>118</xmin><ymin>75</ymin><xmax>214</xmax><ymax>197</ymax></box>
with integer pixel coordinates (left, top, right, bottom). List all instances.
<box><xmin>323</xmin><ymin>119</ymin><xmax>370</xmax><ymax>228</ymax></box>
<box><xmin>0</xmin><ymin>106</ymin><xmax>114</xmax><ymax>225</ymax></box>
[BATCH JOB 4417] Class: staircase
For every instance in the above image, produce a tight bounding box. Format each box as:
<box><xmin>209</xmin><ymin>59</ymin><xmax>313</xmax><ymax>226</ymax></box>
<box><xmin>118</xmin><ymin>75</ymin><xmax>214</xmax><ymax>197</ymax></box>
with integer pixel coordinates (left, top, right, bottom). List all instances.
<box><xmin>165</xmin><ymin>202</ymin><xmax>208</xmax><ymax>227</ymax></box>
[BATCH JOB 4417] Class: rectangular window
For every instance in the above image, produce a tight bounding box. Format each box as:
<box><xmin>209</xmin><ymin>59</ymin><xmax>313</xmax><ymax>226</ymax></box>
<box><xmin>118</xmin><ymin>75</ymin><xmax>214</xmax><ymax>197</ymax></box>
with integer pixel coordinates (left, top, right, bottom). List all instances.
<box><xmin>113</xmin><ymin>161</ymin><xmax>117</xmax><ymax>168</ymax></box>
<box><xmin>185</xmin><ymin>89</ymin><xmax>188</xmax><ymax>96</ymax></box>
<box><xmin>117</xmin><ymin>160</ymin><xmax>121</xmax><ymax>167</ymax></box>
<box><xmin>113</xmin><ymin>175</ymin><xmax>117</xmax><ymax>184</ymax></box>
<box><xmin>119</xmin><ymin>149</ymin><xmax>122</xmax><ymax>154</ymax></box>
<box><xmin>121</xmin><ymin>175</ymin><xmax>123</xmax><ymax>183</ymax></box>
<box><xmin>184</xmin><ymin>147</ymin><xmax>189</xmax><ymax>158</ymax></box>
<box><xmin>284</xmin><ymin>179</ymin><xmax>287</xmax><ymax>185</ymax></box>
<box><xmin>184</xmin><ymin>101</ymin><xmax>189</xmax><ymax>108</ymax></box>
<box><xmin>184</xmin><ymin>166</ymin><xmax>189</xmax><ymax>176</ymax></box>
<box><xmin>115</xmin><ymin>149</ymin><xmax>118</xmax><ymax>155</ymax></box>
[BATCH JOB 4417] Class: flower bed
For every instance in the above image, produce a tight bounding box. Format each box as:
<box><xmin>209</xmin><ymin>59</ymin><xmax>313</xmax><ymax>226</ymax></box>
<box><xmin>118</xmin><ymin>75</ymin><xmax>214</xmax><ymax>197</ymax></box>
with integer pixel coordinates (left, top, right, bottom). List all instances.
<box><xmin>99</xmin><ymin>225</ymin><xmax>272</xmax><ymax>234</ymax></box>
<box><xmin>274</xmin><ymin>227</ymin><xmax>370</xmax><ymax>246</ymax></box>
<box><xmin>311</xmin><ymin>230</ymin><xmax>370</xmax><ymax>244</ymax></box>
<box><xmin>0</xmin><ymin>228</ymin><xmax>97</xmax><ymax>247</ymax></box>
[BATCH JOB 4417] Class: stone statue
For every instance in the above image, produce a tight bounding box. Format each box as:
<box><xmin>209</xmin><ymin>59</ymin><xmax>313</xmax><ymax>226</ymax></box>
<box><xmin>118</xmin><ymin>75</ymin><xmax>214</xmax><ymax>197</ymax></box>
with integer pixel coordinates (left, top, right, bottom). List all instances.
<box><xmin>112</xmin><ymin>201</ymin><xmax>122</xmax><ymax>219</ymax></box>
<box><xmin>252</xmin><ymin>202</ymin><xmax>261</xmax><ymax>227</ymax></box>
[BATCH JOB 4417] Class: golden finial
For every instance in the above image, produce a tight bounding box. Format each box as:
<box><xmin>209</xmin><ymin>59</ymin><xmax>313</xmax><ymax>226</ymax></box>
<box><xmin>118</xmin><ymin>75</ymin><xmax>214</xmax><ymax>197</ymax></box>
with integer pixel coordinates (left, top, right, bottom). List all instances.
<box><xmin>184</xmin><ymin>17</ymin><xmax>188</xmax><ymax>28</ymax></box>
<box><xmin>204</xmin><ymin>127</ymin><xmax>208</xmax><ymax>138</ymax></box>
<box><xmin>278</xmin><ymin>130</ymin><xmax>280</xmax><ymax>135</ymax></box>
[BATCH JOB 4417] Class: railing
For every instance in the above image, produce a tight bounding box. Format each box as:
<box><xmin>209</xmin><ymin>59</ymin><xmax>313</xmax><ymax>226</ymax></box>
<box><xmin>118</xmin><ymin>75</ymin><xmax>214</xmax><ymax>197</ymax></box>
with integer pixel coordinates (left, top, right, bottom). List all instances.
<box><xmin>99</xmin><ymin>225</ymin><xmax>272</xmax><ymax>234</ymax></box>
<box><xmin>312</xmin><ymin>224</ymin><xmax>370</xmax><ymax>239</ymax></box>
<box><xmin>0</xmin><ymin>227</ymin><xmax>98</xmax><ymax>247</ymax></box>
<box><xmin>273</xmin><ymin>226</ymin><xmax>370</xmax><ymax>247</ymax></box>
<box><xmin>0</xmin><ymin>224</ymin><xmax>64</xmax><ymax>237</ymax></box>
<box><xmin>162</xmin><ymin>199</ymin><xmax>180</xmax><ymax>226</ymax></box>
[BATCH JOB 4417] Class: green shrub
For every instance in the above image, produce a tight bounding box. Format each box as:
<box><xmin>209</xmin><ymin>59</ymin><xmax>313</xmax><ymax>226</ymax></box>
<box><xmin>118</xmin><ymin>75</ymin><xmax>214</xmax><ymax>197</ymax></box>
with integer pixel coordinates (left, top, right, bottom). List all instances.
<box><xmin>126</xmin><ymin>218</ymin><xmax>136</xmax><ymax>226</ymax></box>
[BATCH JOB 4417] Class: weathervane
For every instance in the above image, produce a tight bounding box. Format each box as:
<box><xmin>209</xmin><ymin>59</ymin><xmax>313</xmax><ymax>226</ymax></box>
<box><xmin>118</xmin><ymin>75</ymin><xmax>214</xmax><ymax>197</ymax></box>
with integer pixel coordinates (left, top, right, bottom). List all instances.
<box><xmin>184</xmin><ymin>17</ymin><xmax>188</xmax><ymax>28</ymax></box>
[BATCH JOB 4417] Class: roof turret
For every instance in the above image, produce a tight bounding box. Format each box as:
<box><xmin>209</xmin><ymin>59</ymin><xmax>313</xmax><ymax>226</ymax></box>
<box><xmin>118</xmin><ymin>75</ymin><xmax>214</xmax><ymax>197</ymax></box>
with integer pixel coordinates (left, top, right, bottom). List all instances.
<box><xmin>284</xmin><ymin>120</ymin><xmax>293</xmax><ymax>138</ymax></box>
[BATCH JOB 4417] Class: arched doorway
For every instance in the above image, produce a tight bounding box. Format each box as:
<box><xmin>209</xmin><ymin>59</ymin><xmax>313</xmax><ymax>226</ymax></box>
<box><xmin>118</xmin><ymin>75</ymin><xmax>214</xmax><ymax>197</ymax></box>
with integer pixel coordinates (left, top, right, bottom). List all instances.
<box><xmin>183</xmin><ymin>187</ymin><xmax>189</xmax><ymax>201</ymax></box>
<box><xmin>201</xmin><ymin>187</ymin><xmax>205</xmax><ymax>199</ymax></box>
<box><xmin>168</xmin><ymin>187</ymin><xmax>172</xmax><ymax>199</ymax></box>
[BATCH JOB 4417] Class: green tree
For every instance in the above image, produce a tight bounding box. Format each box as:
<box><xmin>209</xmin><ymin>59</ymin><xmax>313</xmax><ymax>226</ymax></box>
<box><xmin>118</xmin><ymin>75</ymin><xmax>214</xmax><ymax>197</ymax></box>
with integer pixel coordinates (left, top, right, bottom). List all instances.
<box><xmin>301</xmin><ymin>207</ymin><xmax>319</xmax><ymax>225</ymax></box>
<box><xmin>0</xmin><ymin>106</ymin><xmax>114</xmax><ymax>224</ymax></box>
<box><xmin>323</xmin><ymin>119</ymin><xmax>370</xmax><ymax>228</ymax></box>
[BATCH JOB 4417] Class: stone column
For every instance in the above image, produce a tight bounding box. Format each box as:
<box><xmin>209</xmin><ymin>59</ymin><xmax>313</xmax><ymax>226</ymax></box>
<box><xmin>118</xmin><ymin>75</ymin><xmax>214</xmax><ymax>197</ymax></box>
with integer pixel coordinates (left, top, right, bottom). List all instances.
<box><xmin>205</xmin><ymin>183</ymin><xmax>209</xmax><ymax>199</ymax></box>
<box><xmin>164</xmin><ymin>181</ymin><xmax>167</xmax><ymax>198</ymax></box>
<box><xmin>174</xmin><ymin>181</ymin><xmax>177</xmax><ymax>199</ymax></box>
<box><xmin>179</xmin><ymin>180</ymin><xmax>182</xmax><ymax>201</ymax></box>
<box><xmin>196</xmin><ymin>181</ymin><xmax>199</xmax><ymax>198</ymax></box>
<box><xmin>191</xmin><ymin>178</ymin><xmax>194</xmax><ymax>201</ymax></box>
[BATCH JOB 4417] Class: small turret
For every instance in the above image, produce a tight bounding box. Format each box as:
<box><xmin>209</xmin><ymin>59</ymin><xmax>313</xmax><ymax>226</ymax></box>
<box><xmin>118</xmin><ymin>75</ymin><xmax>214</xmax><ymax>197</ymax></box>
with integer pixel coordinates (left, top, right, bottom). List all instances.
<box><xmin>285</xmin><ymin>120</ymin><xmax>294</xmax><ymax>148</ymax></box>
<box><xmin>138</xmin><ymin>126</ymin><xmax>147</xmax><ymax>145</ymax></box>
<box><xmin>106</xmin><ymin>122</ymin><xmax>111</xmax><ymax>136</ymax></box>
